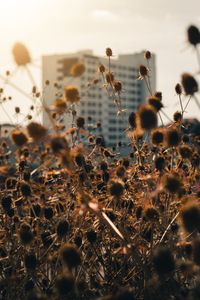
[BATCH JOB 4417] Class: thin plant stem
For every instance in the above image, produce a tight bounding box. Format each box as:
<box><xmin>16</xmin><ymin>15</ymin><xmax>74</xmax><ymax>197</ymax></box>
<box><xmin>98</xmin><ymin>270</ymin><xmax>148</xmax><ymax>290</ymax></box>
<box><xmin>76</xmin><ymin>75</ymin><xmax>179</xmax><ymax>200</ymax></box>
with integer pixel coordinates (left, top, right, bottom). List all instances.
<box><xmin>182</xmin><ymin>95</ymin><xmax>192</xmax><ymax>115</ymax></box>
<box><xmin>25</xmin><ymin>66</ymin><xmax>37</xmax><ymax>87</ymax></box>
<box><xmin>195</xmin><ymin>46</ymin><xmax>200</xmax><ymax>72</ymax></box>
<box><xmin>193</xmin><ymin>94</ymin><xmax>200</xmax><ymax>110</ymax></box>
<box><xmin>159</xmin><ymin>212</ymin><xmax>179</xmax><ymax>244</ymax></box>
<box><xmin>158</xmin><ymin>111</ymin><xmax>164</xmax><ymax>127</ymax></box>
<box><xmin>144</xmin><ymin>76</ymin><xmax>152</xmax><ymax>96</ymax></box>
<box><xmin>179</xmin><ymin>95</ymin><xmax>184</xmax><ymax>115</ymax></box>
<box><xmin>147</xmin><ymin>75</ymin><xmax>153</xmax><ymax>95</ymax></box>
<box><xmin>160</xmin><ymin>109</ymin><xmax>172</xmax><ymax>123</ymax></box>
<box><xmin>0</xmin><ymin>74</ymin><xmax>34</xmax><ymax>101</ymax></box>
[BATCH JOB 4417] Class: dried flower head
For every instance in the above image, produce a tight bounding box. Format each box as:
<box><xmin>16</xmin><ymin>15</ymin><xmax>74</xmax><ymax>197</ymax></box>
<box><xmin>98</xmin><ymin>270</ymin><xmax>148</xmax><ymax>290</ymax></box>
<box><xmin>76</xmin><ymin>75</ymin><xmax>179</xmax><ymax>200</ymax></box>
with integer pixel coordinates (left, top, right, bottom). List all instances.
<box><xmin>20</xmin><ymin>181</ymin><xmax>31</xmax><ymax>197</ymax></box>
<box><xmin>113</xmin><ymin>81</ymin><xmax>122</xmax><ymax>92</ymax></box>
<box><xmin>139</xmin><ymin>65</ymin><xmax>148</xmax><ymax>78</ymax></box>
<box><xmin>50</xmin><ymin>136</ymin><xmax>69</xmax><ymax>154</ymax></box>
<box><xmin>154</xmin><ymin>91</ymin><xmax>162</xmax><ymax>101</ymax></box>
<box><xmin>106</xmin><ymin>47</ymin><xmax>113</xmax><ymax>57</ymax></box>
<box><xmin>5</xmin><ymin>178</ymin><xmax>17</xmax><ymax>190</ymax></box>
<box><xmin>109</xmin><ymin>180</ymin><xmax>124</xmax><ymax>198</ymax></box>
<box><xmin>44</xmin><ymin>207</ymin><xmax>54</xmax><ymax>220</ymax></box>
<box><xmin>173</xmin><ymin>111</ymin><xmax>182</xmax><ymax>122</ymax></box>
<box><xmin>163</xmin><ymin>173</ymin><xmax>182</xmax><ymax>194</ymax></box>
<box><xmin>53</xmin><ymin>98</ymin><xmax>67</xmax><ymax>112</ymax></box>
<box><xmin>100</xmin><ymin>161</ymin><xmax>108</xmax><ymax>171</ymax></box>
<box><xmin>105</xmin><ymin>72</ymin><xmax>114</xmax><ymax>83</ymax></box>
<box><xmin>70</xmin><ymin>63</ymin><xmax>86</xmax><ymax>77</ymax></box>
<box><xmin>116</xmin><ymin>166</ymin><xmax>126</xmax><ymax>178</ymax></box>
<box><xmin>12</xmin><ymin>42</ymin><xmax>31</xmax><ymax>66</ymax></box>
<box><xmin>60</xmin><ymin>243</ymin><xmax>81</xmax><ymax>269</ymax></box>
<box><xmin>148</xmin><ymin>96</ymin><xmax>163</xmax><ymax>112</ymax></box>
<box><xmin>27</xmin><ymin>122</ymin><xmax>47</xmax><ymax>141</ymax></box>
<box><xmin>181</xmin><ymin>73</ymin><xmax>198</xmax><ymax>95</ymax></box>
<box><xmin>10</xmin><ymin>129</ymin><xmax>28</xmax><ymax>147</ymax></box>
<box><xmin>138</xmin><ymin>104</ymin><xmax>158</xmax><ymax>130</ymax></box>
<box><xmin>74</xmin><ymin>153</ymin><xmax>85</xmax><ymax>167</ymax></box>
<box><xmin>136</xmin><ymin>206</ymin><xmax>143</xmax><ymax>219</ymax></box>
<box><xmin>15</xmin><ymin>107</ymin><xmax>20</xmax><ymax>114</ymax></box>
<box><xmin>165</xmin><ymin>127</ymin><xmax>181</xmax><ymax>147</ymax></box>
<box><xmin>175</xmin><ymin>83</ymin><xmax>182</xmax><ymax>95</ymax></box>
<box><xmin>144</xmin><ymin>50</ymin><xmax>151</xmax><ymax>60</ymax></box>
<box><xmin>187</xmin><ymin>25</ymin><xmax>200</xmax><ymax>47</ymax></box>
<box><xmin>179</xmin><ymin>145</ymin><xmax>192</xmax><ymax>159</ymax></box>
<box><xmin>56</xmin><ymin>219</ymin><xmax>70</xmax><ymax>238</ymax></box>
<box><xmin>122</xmin><ymin>158</ymin><xmax>130</xmax><ymax>168</ymax></box>
<box><xmin>19</xmin><ymin>223</ymin><xmax>33</xmax><ymax>245</ymax></box>
<box><xmin>151</xmin><ymin>129</ymin><xmax>164</xmax><ymax>146</ymax></box>
<box><xmin>99</xmin><ymin>64</ymin><xmax>105</xmax><ymax>73</ymax></box>
<box><xmin>153</xmin><ymin>247</ymin><xmax>175</xmax><ymax>276</ymax></box>
<box><xmin>96</xmin><ymin>136</ymin><xmax>103</xmax><ymax>146</ymax></box>
<box><xmin>143</xmin><ymin>206</ymin><xmax>159</xmax><ymax>222</ymax></box>
<box><xmin>180</xmin><ymin>201</ymin><xmax>200</xmax><ymax>233</ymax></box>
<box><xmin>1</xmin><ymin>195</ymin><xmax>12</xmax><ymax>211</ymax></box>
<box><xmin>128</xmin><ymin>112</ymin><xmax>136</xmax><ymax>129</ymax></box>
<box><xmin>55</xmin><ymin>272</ymin><xmax>74</xmax><ymax>296</ymax></box>
<box><xmin>86</xmin><ymin>229</ymin><xmax>97</xmax><ymax>244</ymax></box>
<box><xmin>64</xmin><ymin>85</ymin><xmax>80</xmax><ymax>104</ymax></box>
<box><xmin>76</xmin><ymin>117</ymin><xmax>85</xmax><ymax>129</ymax></box>
<box><xmin>24</xmin><ymin>253</ymin><xmax>37</xmax><ymax>271</ymax></box>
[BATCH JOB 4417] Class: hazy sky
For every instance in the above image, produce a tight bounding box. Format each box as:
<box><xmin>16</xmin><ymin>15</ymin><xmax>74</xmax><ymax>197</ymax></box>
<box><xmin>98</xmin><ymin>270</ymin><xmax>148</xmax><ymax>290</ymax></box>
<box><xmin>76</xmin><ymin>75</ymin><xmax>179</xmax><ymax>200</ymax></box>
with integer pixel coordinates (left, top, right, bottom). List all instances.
<box><xmin>0</xmin><ymin>0</ymin><xmax>200</xmax><ymax>123</ymax></box>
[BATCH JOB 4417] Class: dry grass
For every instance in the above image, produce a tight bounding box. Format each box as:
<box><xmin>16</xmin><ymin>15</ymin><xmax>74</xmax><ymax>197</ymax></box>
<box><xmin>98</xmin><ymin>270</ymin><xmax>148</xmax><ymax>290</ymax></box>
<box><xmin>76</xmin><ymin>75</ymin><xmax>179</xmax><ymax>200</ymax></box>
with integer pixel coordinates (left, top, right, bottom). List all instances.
<box><xmin>0</xmin><ymin>24</ymin><xmax>199</xmax><ymax>300</ymax></box>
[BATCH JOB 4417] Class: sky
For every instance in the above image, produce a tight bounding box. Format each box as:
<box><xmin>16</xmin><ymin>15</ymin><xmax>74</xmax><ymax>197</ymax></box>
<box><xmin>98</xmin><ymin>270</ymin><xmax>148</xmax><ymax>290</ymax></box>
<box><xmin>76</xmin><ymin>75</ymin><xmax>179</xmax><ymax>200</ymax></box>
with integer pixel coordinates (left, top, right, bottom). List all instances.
<box><xmin>0</xmin><ymin>0</ymin><xmax>200</xmax><ymax>124</ymax></box>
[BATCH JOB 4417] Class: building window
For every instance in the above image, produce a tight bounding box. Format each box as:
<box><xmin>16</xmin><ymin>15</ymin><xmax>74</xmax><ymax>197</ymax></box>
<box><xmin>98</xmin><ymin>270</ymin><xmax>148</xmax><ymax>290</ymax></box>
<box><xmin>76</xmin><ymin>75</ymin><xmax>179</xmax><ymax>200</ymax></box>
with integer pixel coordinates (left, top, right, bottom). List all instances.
<box><xmin>109</xmin><ymin>119</ymin><xmax>116</xmax><ymax>124</ymax></box>
<box><xmin>88</xmin><ymin>110</ymin><xmax>96</xmax><ymax>115</ymax></box>
<box><xmin>108</xmin><ymin>135</ymin><xmax>116</xmax><ymax>140</ymax></box>
<box><xmin>109</xmin><ymin>127</ymin><xmax>117</xmax><ymax>132</ymax></box>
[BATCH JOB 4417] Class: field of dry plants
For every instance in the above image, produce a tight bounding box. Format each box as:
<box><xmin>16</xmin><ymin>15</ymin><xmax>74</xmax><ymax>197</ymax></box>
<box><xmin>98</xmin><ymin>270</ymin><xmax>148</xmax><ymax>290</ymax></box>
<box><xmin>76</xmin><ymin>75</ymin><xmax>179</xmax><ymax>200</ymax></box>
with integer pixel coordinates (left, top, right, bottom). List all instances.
<box><xmin>0</xmin><ymin>24</ymin><xmax>200</xmax><ymax>300</ymax></box>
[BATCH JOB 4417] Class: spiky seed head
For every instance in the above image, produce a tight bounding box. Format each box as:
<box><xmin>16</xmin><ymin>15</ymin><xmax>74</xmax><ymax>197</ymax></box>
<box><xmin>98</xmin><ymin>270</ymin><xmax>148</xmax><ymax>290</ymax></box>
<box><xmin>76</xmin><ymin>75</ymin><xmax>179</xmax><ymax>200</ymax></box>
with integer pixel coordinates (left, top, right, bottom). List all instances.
<box><xmin>12</xmin><ymin>42</ymin><xmax>31</xmax><ymax>66</ymax></box>
<box><xmin>27</xmin><ymin>122</ymin><xmax>47</xmax><ymax>141</ymax></box>
<box><xmin>187</xmin><ymin>25</ymin><xmax>200</xmax><ymax>46</ymax></box>
<box><xmin>144</xmin><ymin>50</ymin><xmax>151</xmax><ymax>60</ymax></box>
<box><xmin>64</xmin><ymin>85</ymin><xmax>80</xmax><ymax>103</ymax></box>
<box><xmin>70</xmin><ymin>63</ymin><xmax>86</xmax><ymax>77</ymax></box>
<box><xmin>181</xmin><ymin>73</ymin><xmax>198</xmax><ymax>95</ymax></box>
<box><xmin>106</xmin><ymin>47</ymin><xmax>113</xmax><ymax>57</ymax></box>
<box><xmin>99</xmin><ymin>64</ymin><xmax>105</xmax><ymax>73</ymax></box>
<box><xmin>148</xmin><ymin>96</ymin><xmax>163</xmax><ymax>112</ymax></box>
<box><xmin>10</xmin><ymin>129</ymin><xmax>28</xmax><ymax>147</ymax></box>
<box><xmin>139</xmin><ymin>65</ymin><xmax>148</xmax><ymax>77</ymax></box>
<box><xmin>138</xmin><ymin>104</ymin><xmax>158</xmax><ymax>130</ymax></box>
<box><xmin>165</xmin><ymin>127</ymin><xmax>181</xmax><ymax>147</ymax></box>
<box><xmin>175</xmin><ymin>83</ymin><xmax>182</xmax><ymax>95</ymax></box>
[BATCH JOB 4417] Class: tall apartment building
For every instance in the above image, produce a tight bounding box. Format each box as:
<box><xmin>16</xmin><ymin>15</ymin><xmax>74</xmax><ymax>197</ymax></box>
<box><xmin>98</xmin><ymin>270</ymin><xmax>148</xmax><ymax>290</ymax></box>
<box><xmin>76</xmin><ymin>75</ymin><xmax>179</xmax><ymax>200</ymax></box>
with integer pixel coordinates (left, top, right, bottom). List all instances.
<box><xmin>42</xmin><ymin>50</ymin><xmax>156</xmax><ymax>146</ymax></box>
